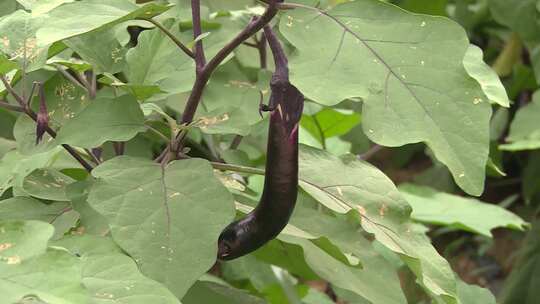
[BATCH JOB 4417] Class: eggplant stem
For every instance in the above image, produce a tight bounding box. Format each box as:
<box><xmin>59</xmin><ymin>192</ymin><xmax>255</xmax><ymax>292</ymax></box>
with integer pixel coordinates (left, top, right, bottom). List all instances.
<box><xmin>211</xmin><ymin>162</ymin><xmax>265</xmax><ymax>176</ymax></box>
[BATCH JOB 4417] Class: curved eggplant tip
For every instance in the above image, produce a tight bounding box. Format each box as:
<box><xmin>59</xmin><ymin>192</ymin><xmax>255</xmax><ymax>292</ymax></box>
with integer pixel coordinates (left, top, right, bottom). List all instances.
<box><xmin>217</xmin><ymin>241</ymin><xmax>232</xmax><ymax>260</ymax></box>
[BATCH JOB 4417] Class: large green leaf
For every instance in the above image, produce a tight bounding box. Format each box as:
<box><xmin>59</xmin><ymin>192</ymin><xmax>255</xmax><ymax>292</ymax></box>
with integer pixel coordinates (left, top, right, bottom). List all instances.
<box><xmin>0</xmin><ymin>220</ymin><xmax>53</xmax><ymax>263</ymax></box>
<box><xmin>279</xmin><ymin>193</ymin><xmax>407</xmax><ymax>304</ymax></box>
<box><xmin>36</xmin><ymin>0</ymin><xmax>171</xmax><ymax>46</ymax></box>
<box><xmin>183</xmin><ymin>280</ymin><xmax>266</xmax><ymax>304</ymax></box>
<box><xmin>0</xmin><ymin>54</ymin><xmax>17</xmax><ymax>75</ymax></box>
<box><xmin>0</xmin><ymin>248</ymin><xmax>85</xmax><ymax>304</ymax></box>
<box><xmin>56</xmin><ymin>95</ymin><xmax>146</xmax><ymax>148</ymax></box>
<box><xmin>66</xmin><ymin>180</ymin><xmax>110</xmax><ymax>236</ymax></box>
<box><xmin>22</xmin><ymin>0</ymin><xmax>75</xmax><ymax>15</ymax></box>
<box><xmin>0</xmin><ymin>197</ymin><xmax>74</xmax><ymax>238</ymax></box>
<box><xmin>0</xmin><ymin>10</ymin><xmax>49</xmax><ymax>71</ymax></box>
<box><xmin>0</xmin><ymin>108</ymin><xmax>17</xmax><ymax>140</ymax></box>
<box><xmin>37</xmin><ymin>73</ymin><xmax>91</xmax><ymax>129</ymax></box>
<box><xmin>0</xmin><ymin>137</ymin><xmax>15</xmax><ymax>158</ymax></box>
<box><xmin>125</xmin><ymin>20</ymin><xmax>195</xmax><ymax>96</ymax></box>
<box><xmin>88</xmin><ymin>156</ymin><xmax>235</xmax><ymax>298</ymax></box>
<box><xmin>499</xmin><ymin>221</ymin><xmax>540</xmax><ymax>304</ymax></box>
<box><xmin>399</xmin><ymin>184</ymin><xmax>527</xmax><ymax>237</ymax></box>
<box><xmin>126</xmin><ymin>15</ymin><xmax>242</xmax><ymax>99</ymax></box>
<box><xmin>0</xmin><ymin>147</ymin><xmax>74</xmax><ymax>196</ymax></box>
<box><xmin>302</xmin><ymin>289</ymin><xmax>335</xmax><ymax>304</ymax></box>
<box><xmin>0</xmin><ymin>0</ymin><xmax>17</xmax><ymax>18</ymax></box>
<box><xmin>297</xmin><ymin>145</ymin><xmax>458</xmax><ymax>303</ymax></box>
<box><xmin>64</xmin><ymin>26</ymin><xmax>127</xmax><ymax>74</ymax></box>
<box><xmin>194</xmin><ymin>62</ymin><xmax>263</xmax><ymax>136</ymax></box>
<box><xmin>281</xmin><ymin>235</ymin><xmax>406</xmax><ymax>304</ymax></box>
<box><xmin>82</xmin><ymin>253</ymin><xmax>182</xmax><ymax>304</ymax></box>
<box><xmin>455</xmin><ymin>279</ymin><xmax>496</xmax><ymax>304</ymax></box>
<box><xmin>301</xmin><ymin>108</ymin><xmax>361</xmax><ymax>145</ymax></box>
<box><xmin>22</xmin><ymin>168</ymin><xmax>75</xmax><ymax>201</ymax></box>
<box><xmin>500</xmin><ymin>91</ymin><xmax>540</xmax><ymax>151</ymax></box>
<box><xmin>398</xmin><ymin>0</ymin><xmax>448</xmax><ymax>15</ymax></box>
<box><xmin>280</xmin><ymin>0</ymin><xmax>491</xmax><ymax>195</ymax></box>
<box><xmin>490</xmin><ymin>0</ymin><xmax>540</xmax><ymax>82</ymax></box>
<box><xmin>523</xmin><ymin>151</ymin><xmax>540</xmax><ymax>204</ymax></box>
<box><xmin>463</xmin><ymin>44</ymin><xmax>510</xmax><ymax>107</ymax></box>
<box><xmin>51</xmin><ymin>234</ymin><xmax>122</xmax><ymax>257</ymax></box>
<box><xmin>1</xmin><ymin>232</ymin><xmax>180</xmax><ymax>304</ymax></box>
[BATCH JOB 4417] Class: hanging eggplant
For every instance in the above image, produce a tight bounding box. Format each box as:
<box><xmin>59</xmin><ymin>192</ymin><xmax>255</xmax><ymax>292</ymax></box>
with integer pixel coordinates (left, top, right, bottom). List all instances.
<box><xmin>217</xmin><ymin>26</ymin><xmax>304</xmax><ymax>260</ymax></box>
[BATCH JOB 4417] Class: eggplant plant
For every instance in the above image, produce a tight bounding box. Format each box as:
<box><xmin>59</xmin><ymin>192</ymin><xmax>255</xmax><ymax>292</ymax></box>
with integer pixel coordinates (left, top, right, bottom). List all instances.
<box><xmin>0</xmin><ymin>0</ymin><xmax>536</xmax><ymax>303</ymax></box>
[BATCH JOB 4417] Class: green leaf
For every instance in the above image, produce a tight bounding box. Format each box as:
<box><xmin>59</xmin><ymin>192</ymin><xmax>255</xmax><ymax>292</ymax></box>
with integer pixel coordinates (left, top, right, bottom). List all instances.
<box><xmin>333</xmin><ymin>287</ymin><xmax>371</xmax><ymax>304</ymax></box>
<box><xmin>490</xmin><ymin>0</ymin><xmax>540</xmax><ymax>83</ymax></box>
<box><xmin>500</xmin><ymin>91</ymin><xmax>540</xmax><ymax>151</ymax></box>
<box><xmin>0</xmin><ymin>0</ymin><xmax>17</xmax><ymax>18</ymax></box>
<box><xmin>499</xmin><ymin>220</ymin><xmax>540</xmax><ymax>304</ymax></box>
<box><xmin>0</xmin><ymin>248</ymin><xmax>85</xmax><ymax>303</ymax></box>
<box><xmin>1</xmin><ymin>232</ymin><xmax>180</xmax><ymax>304</ymax></box>
<box><xmin>38</xmin><ymin>72</ymin><xmax>91</xmax><ymax>127</ymax></box>
<box><xmin>36</xmin><ymin>0</ymin><xmax>172</xmax><ymax>46</ymax></box>
<box><xmin>56</xmin><ymin>95</ymin><xmax>146</xmax><ymax>148</ymax></box>
<box><xmin>126</xmin><ymin>16</ymin><xmax>241</xmax><ymax>99</ymax></box>
<box><xmin>125</xmin><ymin>20</ymin><xmax>194</xmax><ymax>96</ymax></box>
<box><xmin>399</xmin><ymin>184</ymin><xmax>527</xmax><ymax>237</ymax></box>
<box><xmin>141</xmin><ymin>102</ymin><xmax>177</xmax><ymax>129</ymax></box>
<box><xmin>221</xmin><ymin>254</ymin><xmax>281</xmax><ymax>293</ymax></box>
<box><xmin>0</xmin><ymin>195</ymin><xmax>70</xmax><ymax>222</ymax></box>
<box><xmin>282</xmin><ymin>235</ymin><xmax>406</xmax><ymax>304</ymax></box>
<box><xmin>12</xmin><ymin>74</ymin><xmax>91</xmax><ymax>156</ymax></box>
<box><xmin>22</xmin><ymin>168</ymin><xmax>75</xmax><ymax>201</ymax></box>
<box><xmin>302</xmin><ymin>288</ymin><xmax>335</xmax><ymax>304</ymax></box>
<box><xmin>456</xmin><ymin>279</ymin><xmax>496</xmax><ymax>304</ymax></box>
<box><xmin>281</xmin><ymin>0</ymin><xmax>491</xmax><ymax>196</ymax></box>
<box><xmin>51</xmin><ymin>234</ymin><xmax>121</xmax><ymax>257</ymax></box>
<box><xmin>0</xmin><ymin>10</ymin><xmax>49</xmax><ymax>72</ymax></box>
<box><xmin>50</xmin><ymin>209</ymin><xmax>79</xmax><ymax>240</ymax></box>
<box><xmin>25</xmin><ymin>0</ymin><xmax>75</xmax><ymax>16</ymax></box>
<box><xmin>463</xmin><ymin>44</ymin><xmax>510</xmax><ymax>107</ymax></box>
<box><xmin>0</xmin><ymin>220</ymin><xmax>53</xmax><ymax>263</ymax></box>
<box><xmin>100</xmin><ymin>73</ymin><xmax>164</xmax><ymax>101</ymax></box>
<box><xmin>88</xmin><ymin>156</ymin><xmax>235</xmax><ymax>298</ymax></box>
<box><xmin>0</xmin><ymin>137</ymin><xmax>16</xmax><ymax>158</ymax></box>
<box><xmin>0</xmin><ymin>147</ymin><xmax>73</xmax><ymax>197</ymax></box>
<box><xmin>64</xmin><ymin>26</ymin><xmax>127</xmax><ymax>74</ymax></box>
<box><xmin>0</xmin><ymin>109</ymin><xmax>17</xmax><ymax>140</ymax></box>
<box><xmin>66</xmin><ymin>180</ymin><xmax>110</xmax><ymax>236</ymax></box>
<box><xmin>183</xmin><ymin>281</ymin><xmax>266</xmax><ymax>304</ymax></box>
<box><xmin>193</xmin><ymin>63</ymin><xmax>263</xmax><ymax>136</ymax></box>
<box><xmin>82</xmin><ymin>253</ymin><xmax>181</xmax><ymax>304</ymax></box>
<box><xmin>0</xmin><ymin>196</ymin><xmax>78</xmax><ymax>241</ymax></box>
<box><xmin>277</xmin><ymin>193</ymin><xmax>407</xmax><ymax>304</ymax></box>
<box><xmin>0</xmin><ymin>54</ymin><xmax>17</xmax><ymax>75</ymax></box>
<box><xmin>301</xmin><ymin>108</ymin><xmax>361</xmax><ymax>144</ymax></box>
<box><xmin>523</xmin><ymin>151</ymin><xmax>540</xmax><ymax>204</ymax></box>
<box><xmin>47</xmin><ymin>57</ymin><xmax>92</xmax><ymax>73</ymax></box>
<box><xmin>398</xmin><ymin>0</ymin><xmax>448</xmax><ymax>16</ymax></box>
<box><xmin>298</xmin><ymin>145</ymin><xmax>459</xmax><ymax>303</ymax></box>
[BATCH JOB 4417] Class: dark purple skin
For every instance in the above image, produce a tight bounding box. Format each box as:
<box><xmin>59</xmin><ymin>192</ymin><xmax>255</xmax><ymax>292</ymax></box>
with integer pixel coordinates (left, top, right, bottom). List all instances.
<box><xmin>217</xmin><ymin>26</ymin><xmax>304</xmax><ymax>260</ymax></box>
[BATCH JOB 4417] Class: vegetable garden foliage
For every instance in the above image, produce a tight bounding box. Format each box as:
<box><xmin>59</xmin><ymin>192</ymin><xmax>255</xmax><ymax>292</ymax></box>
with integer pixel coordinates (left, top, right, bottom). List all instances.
<box><xmin>0</xmin><ymin>0</ymin><xmax>536</xmax><ymax>303</ymax></box>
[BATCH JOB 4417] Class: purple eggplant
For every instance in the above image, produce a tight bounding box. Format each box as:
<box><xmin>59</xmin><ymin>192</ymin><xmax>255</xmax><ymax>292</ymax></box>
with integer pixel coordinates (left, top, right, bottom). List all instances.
<box><xmin>217</xmin><ymin>26</ymin><xmax>304</xmax><ymax>260</ymax></box>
